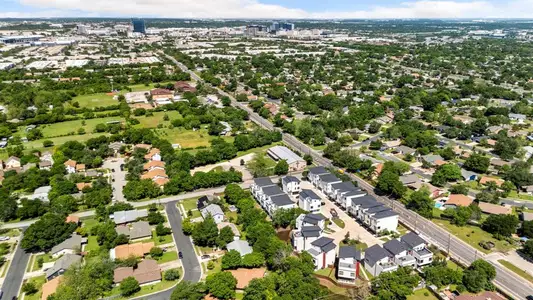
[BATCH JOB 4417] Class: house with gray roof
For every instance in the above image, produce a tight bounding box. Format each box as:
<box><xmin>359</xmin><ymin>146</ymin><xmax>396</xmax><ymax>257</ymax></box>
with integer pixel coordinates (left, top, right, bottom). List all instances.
<box><xmin>298</xmin><ymin>189</ymin><xmax>322</xmax><ymax>213</ymax></box>
<box><xmin>420</xmin><ymin>154</ymin><xmax>444</xmax><ymax>167</ymax></box>
<box><xmin>111</xmin><ymin>209</ymin><xmax>148</xmax><ymax>225</ymax></box>
<box><xmin>394</xmin><ymin>146</ymin><xmax>416</xmax><ymax>156</ymax></box>
<box><xmin>32</xmin><ymin>185</ymin><xmax>51</xmax><ymax>202</ymax></box>
<box><xmin>399</xmin><ymin>174</ymin><xmax>420</xmax><ymax>186</ymax></box>
<box><xmin>461</xmin><ymin>169</ymin><xmax>479</xmax><ymax>181</ymax></box>
<box><xmin>226</xmin><ymin>240</ymin><xmax>253</xmax><ymax>256</ymax></box>
<box><xmin>45</xmin><ymin>254</ymin><xmax>82</xmax><ymax>280</ymax></box>
<box><xmin>363</xmin><ymin>244</ymin><xmax>398</xmax><ymax>277</ymax></box>
<box><xmin>308</xmin><ymin>237</ymin><xmax>336</xmax><ymax>270</ymax></box>
<box><xmin>116</xmin><ymin>221</ymin><xmax>152</xmax><ymax>241</ymax></box>
<box><xmin>401</xmin><ymin>232</ymin><xmax>433</xmax><ymax>267</ymax></box>
<box><xmin>51</xmin><ymin>234</ymin><xmax>86</xmax><ymax>258</ymax></box>
<box><xmin>317</xmin><ymin>174</ymin><xmax>342</xmax><ymax>195</ymax></box>
<box><xmin>282</xmin><ymin>175</ymin><xmax>300</xmax><ymax>195</ymax></box>
<box><xmin>250</xmin><ymin>177</ymin><xmax>276</xmax><ymax>198</ymax></box>
<box><xmin>258</xmin><ymin>185</ymin><xmax>284</xmax><ymax>207</ymax></box>
<box><xmin>369</xmin><ymin>210</ymin><xmax>399</xmax><ymax>234</ymax></box>
<box><xmin>383</xmin><ymin>239</ymin><xmax>416</xmax><ymax>267</ymax></box>
<box><xmin>201</xmin><ymin>204</ymin><xmax>224</xmax><ymax>224</ymax></box>
<box><xmin>340</xmin><ymin>189</ymin><xmax>367</xmax><ymax>209</ymax></box>
<box><xmin>329</xmin><ymin>181</ymin><xmax>359</xmax><ymax>202</ymax></box>
<box><xmin>307</xmin><ymin>167</ymin><xmax>329</xmax><ymax>185</ymax></box>
<box><xmin>337</xmin><ymin>246</ymin><xmax>363</xmax><ymax>283</ymax></box>
<box><xmin>267</xmin><ymin>194</ymin><xmax>296</xmax><ymax>216</ymax></box>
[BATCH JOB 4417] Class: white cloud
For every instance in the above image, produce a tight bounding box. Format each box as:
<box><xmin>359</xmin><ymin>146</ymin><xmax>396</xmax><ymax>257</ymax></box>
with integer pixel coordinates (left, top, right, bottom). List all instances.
<box><xmin>9</xmin><ymin>0</ymin><xmax>533</xmax><ymax>19</ymax></box>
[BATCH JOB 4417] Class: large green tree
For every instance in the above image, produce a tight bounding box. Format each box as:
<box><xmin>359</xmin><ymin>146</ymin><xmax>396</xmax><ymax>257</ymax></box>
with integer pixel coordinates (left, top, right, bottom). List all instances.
<box><xmin>206</xmin><ymin>272</ymin><xmax>237</xmax><ymax>300</ymax></box>
<box><xmin>21</xmin><ymin>213</ymin><xmax>77</xmax><ymax>252</ymax></box>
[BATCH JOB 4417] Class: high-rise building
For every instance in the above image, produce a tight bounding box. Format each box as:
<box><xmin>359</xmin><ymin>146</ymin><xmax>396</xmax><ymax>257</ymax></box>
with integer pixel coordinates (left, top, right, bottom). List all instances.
<box><xmin>76</xmin><ymin>24</ymin><xmax>88</xmax><ymax>35</ymax></box>
<box><xmin>245</xmin><ymin>25</ymin><xmax>268</xmax><ymax>36</ymax></box>
<box><xmin>132</xmin><ymin>19</ymin><xmax>146</xmax><ymax>34</ymax></box>
<box><xmin>271</xmin><ymin>21</ymin><xmax>280</xmax><ymax>32</ymax></box>
<box><xmin>282</xmin><ymin>22</ymin><xmax>295</xmax><ymax>31</ymax></box>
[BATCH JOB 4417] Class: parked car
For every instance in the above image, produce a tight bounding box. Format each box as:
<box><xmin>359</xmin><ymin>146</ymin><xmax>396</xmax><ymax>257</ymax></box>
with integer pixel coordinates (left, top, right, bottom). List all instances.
<box><xmin>201</xmin><ymin>254</ymin><xmax>210</xmax><ymax>260</ymax></box>
<box><xmin>178</xmin><ymin>251</ymin><xmax>183</xmax><ymax>259</ymax></box>
<box><xmin>330</xmin><ymin>208</ymin><xmax>338</xmax><ymax>218</ymax></box>
<box><xmin>0</xmin><ymin>237</ymin><xmax>9</xmax><ymax>241</ymax></box>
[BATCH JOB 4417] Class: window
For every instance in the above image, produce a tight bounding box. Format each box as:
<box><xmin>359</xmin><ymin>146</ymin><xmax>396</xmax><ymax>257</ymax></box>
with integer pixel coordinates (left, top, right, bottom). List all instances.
<box><xmin>339</xmin><ymin>270</ymin><xmax>344</xmax><ymax>275</ymax></box>
<box><xmin>350</xmin><ymin>272</ymin><xmax>355</xmax><ymax>277</ymax></box>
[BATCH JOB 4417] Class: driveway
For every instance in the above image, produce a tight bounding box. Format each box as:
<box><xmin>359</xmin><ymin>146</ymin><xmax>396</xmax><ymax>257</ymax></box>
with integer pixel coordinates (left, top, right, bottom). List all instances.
<box><xmin>1</xmin><ymin>231</ymin><xmax>30</xmax><ymax>300</ymax></box>
<box><xmin>102</xmin><ymin>158</ymin><xmax>126</xmax><ymax>202</ymax></box>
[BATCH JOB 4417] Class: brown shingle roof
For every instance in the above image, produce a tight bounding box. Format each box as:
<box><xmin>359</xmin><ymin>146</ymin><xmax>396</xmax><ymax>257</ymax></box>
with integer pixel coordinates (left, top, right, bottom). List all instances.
<box><xmin>229</xmin><ymin>268</ymin><xmax>266</xmax><ymax>289</ymax></box>
<box><xmin>42</xmin><ymin>275</ymin><xmax>63</xmax><ymax>300</ymax></box>
<box><xmin>113</xmin><ymin>267</ymin><xmax>133</xmax><ymax>283</ymax></box>
<box><xmin>445</xmin><ymin>194</ymin><xmax>473</xmax><ymax>207</ymax></box>
<box><xmin>478</xmin><ymin>202</ymin><xmax>511</xmax><ymax>215</ymax></box>
<box><xmin>113</xmin><ymin>242</ymin><xmax>154</xmax><ymax>260</ymax></box>
<box><xmin>143</xmin><ymin>160</ymin><xmax>165</xmax><ymax>170</ymax></box>
<box><xmin>133</xmin><ymin>259</ymin><xmax>161</xmax><ymax>284</ymax></box>
<box><xmin>64</xmin><ymin>159</ymin><xmax>77</xmax><ymax>167</ymax></box>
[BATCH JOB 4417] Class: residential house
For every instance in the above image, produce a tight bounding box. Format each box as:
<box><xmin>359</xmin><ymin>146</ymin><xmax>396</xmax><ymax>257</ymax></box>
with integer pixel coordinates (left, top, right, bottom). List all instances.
<box><xmin>308</xmin><ymin>237</ymin><xmax>337</xmax><ymax>270</ymax></box>
<box><xmin>110</xmin><ymin>242</ymin><xmax>154</xmax><ymax>260</ymax></box>
<box><xmin>400</xmin><ymin>232</ymin><xmax>433</xmax><ymax>267</ymax></box>
<box><xmin>250</xmin><ymin>177</ymin><xmax>276</xmax><ymax>199</ymax></box>
<box><xmin>143</xmin><ymin>160</ymin><xmax>165</xmax><ymax>171</ymax></box>
<box><xmin>257</xmin><ymin>185</ymin><xmax>284</xmax><ymax>207</ymax></box>
<box><xmin>298</xmin><ymin>189</ymin><xmax>322</xmax><ymax>213</ymax></box>
<box><xmin>364</xmin><ymin>244</ymin><xmax>398</xmax><ymax>277</ymax></box>
<box><xmin>348</xmin><ymin>195</ymin><xmax>379</xmax><ymax>216</ymax></box>
<box><xmin>329</xmin><ymin>181</ymin><xmax>359</xmax><ymax>202</ymax></box>
<box><xmin>115</xmin><ymin>221</ymin><xmax>152</xmax><ymax>241</ymax></box>
<box><xmin>114</xmin><ymin>259</ymin><xmax>161</xmax><ymax>286</ymax></box>
<box><xmin>400</xmin><ymin>174</ymin><xmax>420</xmax><ymax>186</ymax></box>
<box><xmin>51</xmin><ymin>234</ymin><xmax>86</xmax><ymax>258</ymax></box>
<box><xmin>282</xmin><ymin>176</ymin><xmax>301</xmax><ymax>195</ymax></box>
<box><xmin>226</xmin><ymin>240</ymin><xmax>253</xmax><ymax>256</ymax></box>
<box><xmin>296</xmin><ymin>213</ymin><xmax>326</xmax><ymax>230</ymax></box>
<box><xmin>368</xmin><ymin>210</ymin><xmax>399</xmax><ymax>234</ymax></box>
<box><xmin>144</xmin><ymin>148</ymin><xmax>161</xmax><ymax>161</ymax></box>
<box><xmin>267</xmin><ymin>194</ymin><xmax>296</xmax><ymax>216</ymax></box>
<box><xmin>383</xmin><ymin>239</ymin><xmax>416</xmax><ymax>268</ymax></box>
<box><xmin>317</xmin><ymin>174</ymin><xmax>342</xmax><ymax>195</ymax></box>
<box><xmin>461</xmin><ymin>169</ymin><xmax>479</xmax><ymax>182</ymax></box>
<box><xmin>5</xmin><ymin>156</ymin><xmax>21</xmax><ymax>169</ymax></box>
<box><xmin>307</xmin><ymin>167</ymin><xmax>329</xmax><ymax>186</ymax></box>
<box><xmin>478</xmin><ymin>202</ymin><xmax>512</xmax><ymax>215</ymax></box>
<box><xmin>267</xmin><ymin>146</ymin><xmax>306</xmax><ymax>172</ymax></box>
<box><xmin>219</xmin><ymin>121</ymin><xmax>232</xmax><ymax>136</ymax></box>
<box><xmin>76</xmin><ymin>164</ymin><xmax>86</xmax><ymax>173</ymax></box>
<box><xmin>420</xmin><ymin>155</ymin><xmax>444</xmax><ymax>167</ymax></box>
<box><xmin>444</xmin><ymin>194</ymin><xmax>474</xmax><ymax>209</ymax></box>
<box><xmin>408</xmin><ymin>182</ymin><xmax>443</xmax><ymax>199</ymax></box>
<box><xmin>32</xmin><ymin>185</ymin><xmax>52</xmax><ymax>202</ymax></box>
<box><xmin>174</xmin><ymin>81</ymin><xmax>196</xmax><ymax>93</ymax></box>
<box><xmin>340</xmin><ymin>189</ymin><xmax>367</xmax><ymax>209</ymax></box>
<box><xmin>45</xmin><ymin>254</ymin><xmax>82</xmax><ymax>280</ymax></box>
<box><xmin>292</xmin><ymin>214</ymin><xmax>325</xmax><ymax>252</ymax></box>
<box><xmin>64</xmin><ymin>159</ymin><xmax>77</xmax><ymax>174</ymax></box>
<box><xmin>39</xmin><ymin>160</ymin><xmax>52</xmax><ymax>170</ymax></box>
<box><xmin>383</xmin><ymin>140</ymin><xmax>402</xmax><ymax>149</ymax></box>
<box><xmin>140</xmin><ymin>168</ymin><xmax>168</xmax><ymax>185</ymax></box>
<box><xmin>111</xmin><ymin>209</ymin><xmax>148</xmax><ymax>225</ymax></box>
<box><xmin>197</xmin><ymin>195</ymin><xmax>210</xmax><ymax>210</ymax></box>
<box><xmin>201</xmin><ymin>204</ymin><xmax>224</xmax><ymax>224</ymax></box>
<box><xmin>454</xmin><ymin>291</ymin><xmax>506</xmax><ymax>300</ymax></box>
<box><xmin>394</xmin><ymin>146</ymin><xmax>416</xmax><ymax>156</ymax></box>
<box><xmin>479</xmin><ymin>176</ymin><xmax>504</xmax><ymax>187</ymax></box>
<box><xmin>65</xmin><ymin>215</ymin><xmax>80</xmax><ymax>225</ymax></box>
<box><xmin>150</xmin><ymin>88</ymin><xmax>174</xmax><ymax>101</ymax></box>
<box><xmin>509</xmin><ymin>113</ymin><xmax>527</xmax><ymax>124</ymax></box>
<box><xmin>337</xmin><ymin>246</ymin><xmax>362</xmax><ymax>283</ymax></box>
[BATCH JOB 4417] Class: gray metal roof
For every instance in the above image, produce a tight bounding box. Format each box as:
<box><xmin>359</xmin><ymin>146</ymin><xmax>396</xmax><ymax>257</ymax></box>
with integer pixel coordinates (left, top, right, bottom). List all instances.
<box><xmin>338</xmin><ymin>246</ymin><xmax>362</xmax><ymax>260</ymax></box>
<box><xmin>51</xmin><ymin>234</ymin><xmax>83</xmax><ymax>255</ymax></box>
<box><xmin>112</xmin><ymin>209</ymin><xmax>148</xmax><ymax>224</ymax></box>
<box><xmin>311</xmin><ymin>237</ymin><xmax>336</xmax><ymax>252</ymax></box>
<box><xmin>383</xmin><ymin>239</ymin><xmax>407</xmax><ymax>255</ymax></box>
<box><xmin>262</xmin><ymin>186</ymin><xmax>284</xmax><ymax>196</ymax></box>
<box><xmin>330</xmin><ymin>181</ymin><xmax>359</xmax><ymax>193</ymax></box>
<box><xmin>364</xmin><ymin>244</ymin><xmax>390</xmax><ymax>266</ymax></box>
<box><xmin>45</xmin><ymin>254</ymin><xmax>82</xmax><ymax>279</ymax></box>
<box><xmin>270</xmin><ymin>194</ymin><xmax>294</xmax><ymax>206</ymax></box>
<box><xmin>366</xmin><ymin>206</ymin><xmax>391</xmax><ymax>215</ymax></box>
<box><xmin>253</xmin><ymin>177</ymin><xmax>275</xmax><ymax>187</ymax></box>
<box><xmin>300</xmin><ymin>189</ymin><xmax>320</xmax><ymax>201</ymax></box>
<box><xmin>343</xmin><ymin>190</ymin><xmax>367</xmax><ymax>198</ymax></box>
<box><xmin>226</xmin><ymin>240</ymin><xmax>253</xmax><ymax>256</ymax></box>
<box><xmin>373</xmin><ymin>210</ymin><xmax>399</xmax><ymax>219</ymax></box>
<box><xmin>268</xmin><ymin>146</ymin><xmax>304</xmax><ymax>165</ymax></box>
<box><xmin>318</xmin><ymin>173</ymin><xmax>341</xmax><ymax>183</ymax></box>
<box><xmin>309</xmin><ymin>166</ymin><xmax>329</xmax><ymax>176</ymax></box>
<box><xmin>302</xmin><ymin>213</ymin><xmax>325</xmax><ymax>225</ymax></box>
<box><xmin>301</xmin><ymin>226</ymin><xmax>322</xmax><ymax>237</ymax></box>
<box><xmin>201</xmin><ymin>204</ymin><xmax>224</xmax><ymax>218</ymax></box>
<box><xmin>401</xmin><ymin>232</ymin><xmax>426</xmax><ymax>249</ymax></box>
<box><xmin>282</xmin><ymin>176</ymin><xmax>300</xmax><ymax>184</ymax></box>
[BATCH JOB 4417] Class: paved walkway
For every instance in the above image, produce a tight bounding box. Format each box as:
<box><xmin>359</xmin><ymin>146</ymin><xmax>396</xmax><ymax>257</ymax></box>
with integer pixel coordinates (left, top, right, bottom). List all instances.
<box><xmin>486</xmin><ymin>251</ymin><xmax>533</xmax><ymax>276</ymax></box>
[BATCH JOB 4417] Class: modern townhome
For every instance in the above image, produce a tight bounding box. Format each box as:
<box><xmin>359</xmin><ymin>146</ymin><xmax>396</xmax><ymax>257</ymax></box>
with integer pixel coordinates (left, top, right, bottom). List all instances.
<box><xmin>308</xmin><ymin>237</ymin><xmax>337</xmax><ymax>270</ymax></box>
<box><xmin>281</xmin><ymin>175</ymin><xmax>301</xmax><ymax>196</ymax></box>
<box><xmin>258</xmin><ymin>185</ymin><xmax>285</xmax><ymax>208</ymax></box>
<box><xmin>298</xmin><ymin>189</ymin><xmax>322</xmax><ymax>213</ymax></box>
<box><xmin>363</xmin><ymin>244</ymin><xmax>399</xmax><ymax>277</ymax></box>
<box><xmin>383</xmin><ymin>239</ymin><xmax>416</xmax><ymax>268</ymax></box>
<box><xmin>339</xmin><ymin>189</ymin><xmax>367</xmax><ymax>209</ymax></box>
<box><xmin>349</xmin><ymin>195</ymin><xmax>399</xmax><ymax>233</ymax></box>
<box><xmin>292</xmin><ymin>214</ymin><xmax>325</xmax><ymax>252</ymax></box>
<box><xmin>250</xmin><ymin>177</ymin><xmax>277</xmax><ymax>200</ymax></box>
<box><xmin>336</xmin><ymin>246</ymin><xmax>363</xmax><ymax>284</ymax></box>
<box><xmin>317</xmin><ymin>173</ymin><xmax>342</xmax><ymax>195</ymax></box>
<box><xmin>329</xmin><ymin>181</ymin><xmax>359</xmax><ymax>202</ymax></box>
<box><xmin>267</xmin><ymin>193</ymin><xmax>296</xmax><ymax>216</ymax></box>
<box><xmin>351</xmin><ymin>195</ymin><xmax>383</xmax><ymax>218</ymax></box>
<box><xmin>400</xmin><ymin>232</ymin><xmax>433</xmax><ymax>267</ymax></box>
<box><xmin>307</xmin><ymin>166</ymin><xmax>330</xmax><ymax>186</ymax></box>
<box><xmin>368</xmin><ymin>209</ymin><xmax>399</xmax><ymax>233</ymax></box>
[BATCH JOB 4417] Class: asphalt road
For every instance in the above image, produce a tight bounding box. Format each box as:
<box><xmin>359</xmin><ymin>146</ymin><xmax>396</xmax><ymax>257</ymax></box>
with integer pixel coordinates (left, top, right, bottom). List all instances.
<box><xmin>103</xmin><ymin>158</ymin><xmax>126</xmax><ymax>202</ymax></box>
<box><xmin>164</xmin><ymin>51</ymin><xmax>533</xmax><ymax>299</ymax></box>
<box><xmin>136</xmin><ymin>202</ymin><xmax>202</xmax><ymax>300</ymax></box>
<box><xmin>2</xmin><ymin>232</ymin><xmax>30</xmax><ymax>300</ymax></box>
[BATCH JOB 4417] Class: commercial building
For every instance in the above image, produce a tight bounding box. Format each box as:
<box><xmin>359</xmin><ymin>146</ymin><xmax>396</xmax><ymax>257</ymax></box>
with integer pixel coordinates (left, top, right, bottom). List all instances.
<box><xmin>0</xmin><ymin>35</ymin><xmax>42</xmax><ymax>44</ymax></box>
<box><xmin>267</xmin><ymin>145</ymin><xmax>306</xmax><ymax>172</ymax></box>
<box><xmin>132</xmin><ymin>18</ymin><xmax>146</xmax><ymax>34</ymax></box>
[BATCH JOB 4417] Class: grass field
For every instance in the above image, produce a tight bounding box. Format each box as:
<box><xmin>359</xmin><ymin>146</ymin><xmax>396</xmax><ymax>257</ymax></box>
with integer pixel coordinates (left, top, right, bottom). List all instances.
<box><xmin>154</xmin><ymin>127</ymin><xmax>219</xmax><ymax>148</ymax></box>
<box><xmin>23</xmin><ymin>132</ymin><xmax>110</xmax><ymax>153</ymax></box>
<box><xmin>205</xmin><ymin>258</ymin><xmax>222</xmax><ymax>276</ymax></box>
<box><xmin>181</xmin><ymin>198</ymin><xmax>199</xmax><ymax>212</ymax></box>
<box><xmin>407</xmin><ymin>288</ymin><xmax>438</xmax><ymax>300</ymax></box>
<box><xmin>85</xmin><ymin>236</ymin><xmax>100</xmax><ymax>252</ymax></box>
<box><xmin>332</xmin><ymin>218</ymin><xmax>345</xmax><ymax>229</ymax></box>
<box><xmin>82</xmin><ymin>217</ymin><xmax>101</xmax><ymax>231</ymax></box>
<box><xmin>21</xmin><ymin>275</ymin><xmax>47</xmax><ymax>300</ymax></box>
<box><xmin>498</xmin><ymin>259</ymin><xmax>533</xmax><ymax>284</ymax></box>
<box><xmin>37</xmin><ymin>116</ymin><xmax>124</xmax><ymax>138</ymax></box>
<box><xmin>153</xmin><ymin>232</ymin><xmax>173</xmax><ymax>246</ymax></box>
<box><xmin>107</xmin><ymin>268</ymin><xmax>179</xmax><ymax>299</ymax></box>
<box><xmin>432</xmin><ymin>219</ymin><xmax>514</xmax><ymax>253</ymax></box>
<box><xmin>508</xmin><ymin>191</ymin><xmax>533</xmax><ymax>201</ymax></box>
<box><xmin>156</xmin><ymin>251</ymin><xmax>178</xmax><ymax>264</ymax></box>
<box><xmin>72</xmin><ymin>93</ymin><xmax>119</xmax><ymax>109</ymax></box>
<box><xmin>134</xmin><ymin>111</ymin><xmax>182</xmax><ymax>129</ymax></box>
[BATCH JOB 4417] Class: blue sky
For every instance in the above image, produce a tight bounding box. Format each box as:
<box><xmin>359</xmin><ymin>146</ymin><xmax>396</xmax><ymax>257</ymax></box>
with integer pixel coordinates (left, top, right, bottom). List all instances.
<box><xmin>0</xmin><ymin>0</ymin><xmax>529</xmax><ymax>19</ymax></box>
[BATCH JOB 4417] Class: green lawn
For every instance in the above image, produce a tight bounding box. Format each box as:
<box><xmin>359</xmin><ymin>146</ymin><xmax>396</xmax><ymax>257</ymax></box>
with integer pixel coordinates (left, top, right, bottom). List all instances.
<box><xmin>85</xmin><ymin>236</ymin><xmax>100</xmax><ymax>252</ymax></box>
<box><xmin>72</xmin><ymin>93</ymin><xmax>119</xmax><ymax>109</ymax></box>
<box><xmin>153</xmin><ymin>127</ymin><xmax>224</xmax><ymax>149</ymax></box>
<box><xmin>20</xmin><ymin>275</ymin><xmax>46</xmax><ymax>300</ymax></box>
<box><xmin>181</xmin><ymin>198</ymin><xmax>199</xmax><ymax>212</ymax></box>
<box><xmin>432</xmin><ymin>219</ymin><xmax>514</xmax><ymax>253</ymax></box>
<box><xmin>508</xmin><ymin>191</ymin><xmax>533</xmax><ymax>201</ymax></box>
<box><xmin>153</xmin><ymin>232</ymin><xmax>173</xmax><ymax>246</ymax></box>
<box><xmin>205</xmin><ymin>258</ymin><xmax>222</xmax><ymax>276</ymax></box>
<box><xmin>108</xmin><ymin>268</ymin><xmax>179</xmax><ymax>300</ymax></box>
<box><xmin>31</xmin><ymin>254</ymin><xmax>58</xmax><ymax>272</ymax></box>
<box><xmin>82</xmin><ymin>217</ymin><xmax>100</xmax><ymax>231</ymax></box>
<box><xmin>156</xmin><ymin>251</ymin><xmax>178</xmax><ymax>264</ymax></box>
<box><xmin>23</xmin><ymin>132</ymin><xmax>110</xmax><ymax>153</ymax></box>
<box><xmin>134</xmin><ymin>111</ymin><xmax>182</xmax><ymax>129</ymax></box>
<box><xmin>332</xmin><ymin>218</ymin><xmax>345</xmax><ymax>229</ymax></box>
<box><xmin>498</xmin><ymin>259</ymin><xmax>533</xmax><ymax>284</ymax></box>
<box><xmin>37</xmin><ymin>116</ymin><xmax>124</xmax><ymax>138</ymax></box>
<box><xmin>407</xmin><ymin>288</ymin><xmax>438</xmax><ymax>300</ymax></box>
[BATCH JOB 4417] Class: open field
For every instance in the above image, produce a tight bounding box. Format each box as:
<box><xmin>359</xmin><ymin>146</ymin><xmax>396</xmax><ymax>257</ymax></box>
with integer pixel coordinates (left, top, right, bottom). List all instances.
<box><xmin>85</xmin><ymin>236</ymin><xmax>100</xmax><ymax>252</ymax></box>
<box><xmin>73</xmin><ymin>93</ymin><xmax>118</xmax><ymax>109</ymax></box>
<box><xmin>134</xmin><ymin>111</ymin><xmax>182</xmax><ymax>129</ymax></box>
<box><xmin>153</xmin><ymin>127</ymin><xmax>229</xmax><ymax>149</ymax></box>
<box><xmin>432</xmin><ymin>219</ymin><xmax>514</xmax><ymax>253</ymax></box>
<box><xmin>38</xmin><ymin>116</ymin><xmax>124</xmax><ymax>138</ymax></box>
<box><xmin>31</xmin><ymin>254</ymin><xmax>58</xmax><ymax>272</ymax></box>
<box><xmin>23</xmin><ymin>132</ymin><xmax>110</xmax><ymax>153</ymax></box>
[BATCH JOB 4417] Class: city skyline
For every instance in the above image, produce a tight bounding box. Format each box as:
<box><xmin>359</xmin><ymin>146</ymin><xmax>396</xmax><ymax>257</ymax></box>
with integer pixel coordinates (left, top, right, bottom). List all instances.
<box><xmin>2</xmin><ymin>0</ymin><xmax>533</xmax><ymax>19</ymax></box>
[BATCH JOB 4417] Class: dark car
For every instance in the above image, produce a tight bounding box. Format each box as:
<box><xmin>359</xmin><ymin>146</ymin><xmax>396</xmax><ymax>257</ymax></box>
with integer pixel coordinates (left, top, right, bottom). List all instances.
<box><xmin>526</xmin><ymin>296</ymin><xmax>533</xmax><ymax>300</ymax></box>
<box><xmin>201</xmin><ymin>254</ymin><xmax>210</xmax><ymax>260</ymax></box>
<box><xmin>178</xmin><ymin>251</ymin><xmax>183</xmax><ymax>259</ymax></box>
<box><xmin>330</xmin><ymin>208</ymin><xmax>338</xmax><ymax>218</ymax></box>
<box><xmin>120</xmin><ymin>164</ymin><xmax>125</xmax><ymax>171</ymax></box>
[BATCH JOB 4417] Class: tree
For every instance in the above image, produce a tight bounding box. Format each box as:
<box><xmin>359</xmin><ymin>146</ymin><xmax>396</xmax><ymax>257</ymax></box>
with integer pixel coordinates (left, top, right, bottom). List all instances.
<box><xmin>464</xmin><ymin>152</ymin><xmax>490</xmax><ymax>173</ymax></box>
<box><xmin>371</xmin><ymin>267</ymin><xmax>420</xmax><ymax>299</ymax></box>
<box><xmin>170</xmin><ymin>281</ymin><xmax>207</xmax><ymax>300</ymax></box>
<box><xmin>150</xmin><ymin>247</ymin><xmax>164</xmax><ymax>259</ymax></box>
<box><xmin>206</xmin><ymin>272</ymin><xmax>237</xmax><ymax>300</ymax></box>
<box><xmin>369</xmin><ymin>139</ymin><xmax>383</xmax><ymax>150</ymax></box>
<box><xmin>522</xmin><ymin>240</ymin><xmax>533</xmax><ymax>260</ymax></box>
<box><xmin>224</xmin><ymin>184</ymin><xmax>248</xmax><ymax>205</ymax></box>
<box><xmin>21</xmin><ymin>213</ymin><xmax>77</xmax><ymax>252</ymax></box>
<box><xmin>242</xmin><ymin>252</ymin><xmax>265</xmax><ymax>268</ymax></box>
<box><xmin>0</xmin><ymin>196</ymin><xmax>18</xmax><ymax>221</ymax></box>
<box><xmin>274</xmin><ymin>159</ymin><xmax>289</xmax><ymax>175</ymax></box>
<box><xmin>303</xmin><ymin>154</ymin><xmax>313</xmax><ymax>165</ymax></box>
<box><xmin>346</xmin><ymin>283</ymin><xmax>371</xmax><ymax>300</ymax></box>
<box><xmin>51</xmin><ymin>195</ymin><xmax>78</xmax><ymax>215</ymax></box>
<box><xmin>155</xmin><ymin>223</ymin><xmax>171</xmax><ymax>236</ymax></box>
<box><xmin>431</xmin><ymin>164</ymin><xmax>462</xmax><ymax>187</ymax></box>
<box><xmin>377</xmin><ymin>169</ymin><xmax>406</xmax><ymax>198</ymax></box>
<box><xmin>449</xmin><ymin>184</ymin><xmax>469</xmax><ymax>195</ymax></box>
<box><xmin>192</xmin><ymin>216</ymin><xmax>219</xmax><ymax>247</ymax></box>
<box><xmin>120</xmin><ymin>276</ymin><xmax>140</xmax><ymax>297</ymax></box>
<box><xmin>165</xmin><ymin>269</ymin><xmax>181</xmax><ymax>281</ymax></box>
<box><xmin>406</xmin><ymin>188</ymin><xmax>433</xmax><ymax>218</ymax></box>
<box><xmin>494</xmin><ymin>137</ymin><xmax>519</xmax><ymax>160</ymax></box>
<box><xmin>216</xmin><ymin>226</ymin><xmax>235</xmax><ymax>249</ymax></box>
<box><xmin>247</xmin><ymin>154</ymin><xmax>271</xmax><ymax>178</ymax></box>
<box><xmin>482</xmin><ymin>214</ymin><xmax>519</xmax><ymax>238</ymax></box>
<box><xmin>423</xmin><ymin>262</ymin><xmax>463</xmax><ymax>288</ymax></box>
<box><xmin>521</xmin><ymin>220</ymin><xmax>533</xmax><ymax>239</ymax></box>
<box><xmin>463</xmin><ymin>259</ymin><xmax>496</xmax><ymax>293</ymax></box>
<box><xmin>221</xmin><ymin>250</ymin><xmax>242</xmax><ymax>270</ymax></box>
<box><xmin>182</xmin><ymin>218</ymin><xmax>194</xmax><ymax>235</ymax></box>
<box><xmin>22</xmin><ymin>282</ymin><xmax>38</xmax><ymax>295</ymax></box>
<box><xmin>147</xmin><ymin>211</ymin><xmax>165</xmax><ymax>225</ymax></box>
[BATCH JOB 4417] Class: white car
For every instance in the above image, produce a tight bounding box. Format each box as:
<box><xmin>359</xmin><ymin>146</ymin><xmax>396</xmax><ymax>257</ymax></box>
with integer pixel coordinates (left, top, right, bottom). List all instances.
<box><xmin>0</xmin><ymin>236</ymin><xmax>9</xmax><ymax>241</ymax></box>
